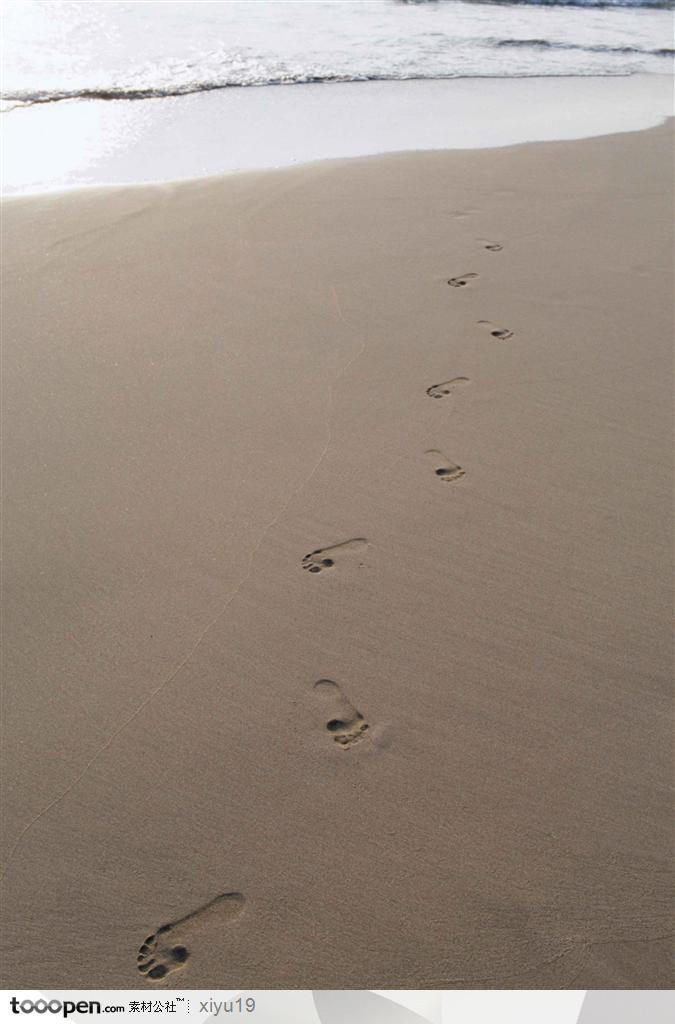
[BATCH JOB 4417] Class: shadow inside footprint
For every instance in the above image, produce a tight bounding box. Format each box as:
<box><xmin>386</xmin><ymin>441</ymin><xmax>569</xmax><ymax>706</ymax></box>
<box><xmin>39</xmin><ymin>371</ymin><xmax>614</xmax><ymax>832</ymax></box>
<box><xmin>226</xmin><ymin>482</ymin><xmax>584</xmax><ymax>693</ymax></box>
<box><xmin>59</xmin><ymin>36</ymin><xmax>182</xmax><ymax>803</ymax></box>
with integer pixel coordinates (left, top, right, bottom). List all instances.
<box><xmin>302</xmin><ymin>537</ymin><xmax>367</xmax><ymax>575</ymax></box>
<box><xmin>314</xmin><ymin>679</ymin><xmax>369</xmax><ymax>748</ymax></box>
<box><xmin>137</xmin><ymin>892</ymin><xmax>244</xmax><ymax>982</ymax></box>
<box><xmin>447</xmin><ymin>273</ymin><xmax>478</xmax><ymax>288</ymax></box>
<box><xmin>138</xmin><ymin>930</ymin><xmax>189</xmax><ymax>981</ymax></box>
<box><xmin>482</xmin><ymin>240</ymin><xmax>503</xmax><ymax>252</ymax></box>
<box><xmin>426</xmin><ymin>376</ymin><xmax>470</xmax><ymax>400</ymax></box>
<box><xmin>477</xmin><ymin>320</ymin><xmax>513</xmax><ymax>341</ymax></box>
<box><xmin>425</xmin><ymin>449</ymin><xmax>465</xmax><ymax>482</ymax></box>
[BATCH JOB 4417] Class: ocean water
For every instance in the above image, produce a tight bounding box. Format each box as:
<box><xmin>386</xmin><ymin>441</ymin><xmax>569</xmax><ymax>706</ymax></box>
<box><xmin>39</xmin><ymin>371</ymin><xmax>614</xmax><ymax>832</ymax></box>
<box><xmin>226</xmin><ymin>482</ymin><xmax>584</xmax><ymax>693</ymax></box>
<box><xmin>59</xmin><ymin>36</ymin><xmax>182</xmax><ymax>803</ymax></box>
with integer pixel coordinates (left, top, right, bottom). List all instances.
<box><xmin>2</xmin><ymin>1</ymin><xmax>672</xmax><ymax>194</ymax></box>
<box><xmin>2</xmin><ymin>0</ymin><xmax>673</xmax><ymax>111</ymax></box>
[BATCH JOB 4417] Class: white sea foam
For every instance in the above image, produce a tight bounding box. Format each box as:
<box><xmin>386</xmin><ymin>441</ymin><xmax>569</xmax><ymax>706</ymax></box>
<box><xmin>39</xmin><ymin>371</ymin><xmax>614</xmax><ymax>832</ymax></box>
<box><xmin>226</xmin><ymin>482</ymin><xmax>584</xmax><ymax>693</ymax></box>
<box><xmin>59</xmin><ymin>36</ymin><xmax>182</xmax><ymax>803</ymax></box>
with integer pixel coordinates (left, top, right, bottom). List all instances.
<box><xmin>1</xmin><ymin>0</ymin><xmax>672</xmax><ymax>112</ymax></box>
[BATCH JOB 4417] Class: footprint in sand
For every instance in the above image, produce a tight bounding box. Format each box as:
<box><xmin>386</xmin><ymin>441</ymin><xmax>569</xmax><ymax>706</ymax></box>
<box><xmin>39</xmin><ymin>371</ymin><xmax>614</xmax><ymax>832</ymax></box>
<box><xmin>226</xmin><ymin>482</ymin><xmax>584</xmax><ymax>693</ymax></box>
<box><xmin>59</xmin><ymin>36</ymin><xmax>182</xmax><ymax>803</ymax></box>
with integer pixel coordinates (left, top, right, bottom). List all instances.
<box><xmin>480</xmin><ymin>239</ymin><xmax>503</xmax><ymax>252</ymax></box>
<box><xmin>426</xmin><ymin>376</ymin><xmax>470</xmax><ymax>400</ymax></box>
<box><xmin>137</xmin><ymin>892</ymin><xmax>245</xmax><ymax>981</ymax></box>
<box><xmin>426</xmin><ymin>449</ymin><xmax>465</xmax><ymax>483</ymax></box>
<box><xmin>302</xmin><ymin>537</ymin><xmax>368</xmax><ymax>575</ymax></box>
<box><xmin>477</xmin><ymin>319</ymin><xmax>513</xmax><ymax>341</ymax></box>
<box><xmin>313</xmin><ymin>679</ymin><xmax>369</xmax><ymax>748</ymax></box>
<box><xmin>447</xmin><ymin>273</ymin><xmax>479</xmax><ymax>288</ymax></box>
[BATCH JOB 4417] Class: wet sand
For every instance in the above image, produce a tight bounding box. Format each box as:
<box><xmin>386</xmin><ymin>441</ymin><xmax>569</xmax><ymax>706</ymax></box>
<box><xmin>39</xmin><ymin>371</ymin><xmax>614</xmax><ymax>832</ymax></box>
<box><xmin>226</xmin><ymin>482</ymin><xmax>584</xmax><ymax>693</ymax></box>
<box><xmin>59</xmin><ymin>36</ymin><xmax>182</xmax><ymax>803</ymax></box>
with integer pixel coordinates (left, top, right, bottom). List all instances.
<box><xmin>1</xmin><ymin>122</ymin><xmax>673</xmax><ymax>989</ymax></box>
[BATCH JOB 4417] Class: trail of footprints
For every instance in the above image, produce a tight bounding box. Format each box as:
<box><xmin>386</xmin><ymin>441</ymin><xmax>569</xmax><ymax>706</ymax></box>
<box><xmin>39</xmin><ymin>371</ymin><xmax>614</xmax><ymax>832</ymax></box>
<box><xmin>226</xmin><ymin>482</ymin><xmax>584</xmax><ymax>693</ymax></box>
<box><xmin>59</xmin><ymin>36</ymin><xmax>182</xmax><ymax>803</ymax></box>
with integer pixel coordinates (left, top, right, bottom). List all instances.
<box><xmin>136</xmin><ymin>238</ymin><xmax>511</xmax><ymax>981</ymax></box>
<box><xmin>428</xmin><ymin>239</ymin><xmax>512</xmax><ymax>481</ymax></box>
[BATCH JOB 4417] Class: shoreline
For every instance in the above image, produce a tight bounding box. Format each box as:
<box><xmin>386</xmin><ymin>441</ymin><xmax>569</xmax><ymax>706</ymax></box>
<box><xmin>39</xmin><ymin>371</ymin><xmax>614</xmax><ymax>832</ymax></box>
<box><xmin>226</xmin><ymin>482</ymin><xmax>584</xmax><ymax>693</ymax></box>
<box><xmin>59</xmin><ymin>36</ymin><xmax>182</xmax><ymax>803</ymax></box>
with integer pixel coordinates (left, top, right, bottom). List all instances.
<box><xmin>2</xmin><ymin>117</ymin><xmax>674</xmax><ymax>208</ymax></box>
<box><xmin>2</xmin><ymin>124</ymin><xmax>673</xmax><ymax>989</ymax></box>
<box><xmin>2</xmin><ymin>67</ymin><xmax>667</xmax><ymax>107</ymax></box>
<box><xmin>3</xmin><ymin>73</ymin><xmax>672</xmax><ymax>196</ymax></box>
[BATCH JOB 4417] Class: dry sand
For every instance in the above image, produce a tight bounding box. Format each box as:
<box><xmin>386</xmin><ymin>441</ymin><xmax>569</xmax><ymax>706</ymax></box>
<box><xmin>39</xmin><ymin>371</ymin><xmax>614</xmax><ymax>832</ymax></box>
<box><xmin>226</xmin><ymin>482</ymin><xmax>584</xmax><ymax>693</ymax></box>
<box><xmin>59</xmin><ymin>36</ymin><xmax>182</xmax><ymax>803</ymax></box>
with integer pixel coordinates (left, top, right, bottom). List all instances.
<box><xmin>1</xmin><ymin>123</ymin><xmax>673</xmax><ymax>989</ymax></box>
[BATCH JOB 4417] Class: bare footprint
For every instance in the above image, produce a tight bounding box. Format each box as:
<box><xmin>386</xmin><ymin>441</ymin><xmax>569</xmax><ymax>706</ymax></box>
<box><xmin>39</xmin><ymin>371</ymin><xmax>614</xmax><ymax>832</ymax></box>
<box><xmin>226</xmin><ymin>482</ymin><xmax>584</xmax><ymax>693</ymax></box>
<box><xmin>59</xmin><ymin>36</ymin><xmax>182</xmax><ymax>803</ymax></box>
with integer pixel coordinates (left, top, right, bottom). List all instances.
<box><xmin>313</xmin><ymin>679</ymin><xmax>369</xmax><ymax>747</ymax></box>
<box><xmin>480</xmin><ymin>239</ymin><xmax>503</xmax><ymax>252</ymax></box>
<box><xmin>137</xmin><ymin>892</ymin><xmax>245</xmax><ymax>981</ymax></box>
<box><xmin>477</xmin><ymin>320</ymin><xmax>513</xmax><ymax>341</ymax></box>
<box><xmin>447</xmin><ymin>273</ymin><xmax>478</xmax><ymax>288</ymax></box>
<box><xmin>425</xmin><ymin>449</ymin><xmax>465</xmax><ymax>482</ymax></box>
<box><xmin>302</xmin><ymin>537</ymin><xmax>367</xmax><ymax>575</ymax></box>
<box><xmin>426</xmin><ymin>376</ymin><xmax>470</xmax><ymax>400</ymax></box>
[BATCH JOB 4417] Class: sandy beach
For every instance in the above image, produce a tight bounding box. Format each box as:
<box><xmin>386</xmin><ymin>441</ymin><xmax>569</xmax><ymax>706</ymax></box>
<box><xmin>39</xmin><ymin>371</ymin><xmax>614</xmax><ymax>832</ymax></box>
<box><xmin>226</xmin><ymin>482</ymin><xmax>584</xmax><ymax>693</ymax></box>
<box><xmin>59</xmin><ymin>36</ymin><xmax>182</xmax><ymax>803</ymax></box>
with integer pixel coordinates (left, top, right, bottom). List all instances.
<box><xmin>1</xmin><ymin>122</ymin><xmax>673</xmax><ymax>989</ymax></box>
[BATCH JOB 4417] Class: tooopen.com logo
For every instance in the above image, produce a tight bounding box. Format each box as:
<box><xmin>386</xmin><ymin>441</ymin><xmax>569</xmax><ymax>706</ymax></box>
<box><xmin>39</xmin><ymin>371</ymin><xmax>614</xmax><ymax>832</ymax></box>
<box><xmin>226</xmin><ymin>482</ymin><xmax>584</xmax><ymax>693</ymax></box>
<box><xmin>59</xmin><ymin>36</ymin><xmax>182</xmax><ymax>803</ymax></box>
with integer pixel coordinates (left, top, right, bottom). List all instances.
<box><xmin>9</xmin><ymin>998</ymin><xmax>124</xmax><ymax>1018</ymax></box>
